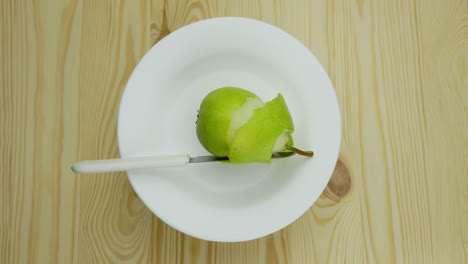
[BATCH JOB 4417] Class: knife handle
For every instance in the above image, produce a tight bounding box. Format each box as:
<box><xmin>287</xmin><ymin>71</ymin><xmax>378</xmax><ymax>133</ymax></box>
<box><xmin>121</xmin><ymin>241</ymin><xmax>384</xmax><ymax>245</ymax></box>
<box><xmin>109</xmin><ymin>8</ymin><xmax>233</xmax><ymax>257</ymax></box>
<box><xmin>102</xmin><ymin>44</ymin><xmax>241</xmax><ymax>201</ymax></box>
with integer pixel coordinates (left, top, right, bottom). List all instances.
<box><xmin>71</xmin><ymin>155</ymin><xmax>191</xmax><ymax>174</ymax></box>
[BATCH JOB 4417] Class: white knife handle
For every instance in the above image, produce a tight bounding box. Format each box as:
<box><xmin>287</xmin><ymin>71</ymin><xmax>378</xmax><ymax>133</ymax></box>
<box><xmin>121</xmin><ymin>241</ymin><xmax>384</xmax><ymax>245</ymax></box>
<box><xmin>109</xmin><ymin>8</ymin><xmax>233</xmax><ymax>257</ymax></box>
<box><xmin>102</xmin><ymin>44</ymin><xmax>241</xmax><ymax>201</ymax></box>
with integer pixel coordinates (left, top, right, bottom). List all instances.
<box><xmin>71</xmin><ymin>155</ymin><xmax>191</xmax><ymax>174</ymax></box>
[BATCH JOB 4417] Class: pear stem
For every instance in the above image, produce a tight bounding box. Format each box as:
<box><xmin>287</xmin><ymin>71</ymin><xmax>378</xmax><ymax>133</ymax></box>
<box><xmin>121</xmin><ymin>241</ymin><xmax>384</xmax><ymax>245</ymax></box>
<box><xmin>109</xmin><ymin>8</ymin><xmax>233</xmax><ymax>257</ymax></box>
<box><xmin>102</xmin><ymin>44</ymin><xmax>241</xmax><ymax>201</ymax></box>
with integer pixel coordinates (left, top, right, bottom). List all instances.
<box><xmin>286</xmin><ymin>145</ymin><xmax>314</xmax><ymax>157</ymax></box>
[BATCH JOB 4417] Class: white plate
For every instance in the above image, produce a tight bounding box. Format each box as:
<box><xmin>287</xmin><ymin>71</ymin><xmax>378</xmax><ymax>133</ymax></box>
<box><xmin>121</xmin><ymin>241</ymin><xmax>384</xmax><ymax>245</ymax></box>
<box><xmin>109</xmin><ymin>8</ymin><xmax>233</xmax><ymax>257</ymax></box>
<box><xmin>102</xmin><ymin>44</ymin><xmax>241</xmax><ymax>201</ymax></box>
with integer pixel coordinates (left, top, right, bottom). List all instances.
<box><xmin>118</xmin><ymin>17</ymin><xmax>341</xmax><ymax>242</ymax></box>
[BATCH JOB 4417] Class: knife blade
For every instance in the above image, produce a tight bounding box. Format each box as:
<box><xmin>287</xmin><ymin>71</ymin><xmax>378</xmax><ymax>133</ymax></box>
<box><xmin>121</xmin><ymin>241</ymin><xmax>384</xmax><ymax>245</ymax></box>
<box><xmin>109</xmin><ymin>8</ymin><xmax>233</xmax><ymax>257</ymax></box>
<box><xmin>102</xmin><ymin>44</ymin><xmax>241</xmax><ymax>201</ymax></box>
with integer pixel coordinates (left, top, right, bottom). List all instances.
<box><xmin>188</xmin><ymin>151</ymin><xmax>295</xmax><ymax>163</ymax></box>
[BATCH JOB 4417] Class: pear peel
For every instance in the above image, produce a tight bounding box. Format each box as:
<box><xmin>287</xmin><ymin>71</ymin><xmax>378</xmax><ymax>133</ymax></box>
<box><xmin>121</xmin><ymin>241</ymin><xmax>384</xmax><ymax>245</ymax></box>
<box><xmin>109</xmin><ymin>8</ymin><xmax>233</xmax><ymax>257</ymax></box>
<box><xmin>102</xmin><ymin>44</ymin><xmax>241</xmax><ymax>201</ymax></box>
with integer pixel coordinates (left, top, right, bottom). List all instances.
<box><xmin>196</xmin><ymin>87</ymin><xmax>313</xmax><ymax>163</ymax></box>
<box><xmin>228</xmin><ymin>94</ymin><xmax>293</xmax><ymax>163</ymax></box>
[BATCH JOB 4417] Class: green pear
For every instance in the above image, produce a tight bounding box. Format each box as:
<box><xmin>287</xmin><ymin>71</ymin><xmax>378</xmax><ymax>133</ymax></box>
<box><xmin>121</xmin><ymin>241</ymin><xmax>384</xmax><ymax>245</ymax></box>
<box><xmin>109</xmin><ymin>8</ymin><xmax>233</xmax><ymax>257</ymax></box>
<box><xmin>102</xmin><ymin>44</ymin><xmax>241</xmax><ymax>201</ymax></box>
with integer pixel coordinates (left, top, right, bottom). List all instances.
<box><xmin>196</xmin><ymin>87</ymin><xmax>313</xmax><ymax>163</ymax></box>
<box><xmin>196</xmin><ymin>87</ymin><xmax>262</xmax><ymax>157</ymax></box>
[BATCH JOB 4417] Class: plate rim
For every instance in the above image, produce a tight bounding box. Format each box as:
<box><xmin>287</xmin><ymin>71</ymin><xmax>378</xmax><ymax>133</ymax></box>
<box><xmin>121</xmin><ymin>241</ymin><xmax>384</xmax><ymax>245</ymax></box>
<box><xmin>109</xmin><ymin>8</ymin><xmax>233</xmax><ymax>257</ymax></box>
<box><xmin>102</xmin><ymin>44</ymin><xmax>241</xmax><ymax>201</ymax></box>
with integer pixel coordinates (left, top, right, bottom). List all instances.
<box><xmin>117</xmin><ymin>16</ymin><xmax>342</xmax><ymax>242</ymax></box>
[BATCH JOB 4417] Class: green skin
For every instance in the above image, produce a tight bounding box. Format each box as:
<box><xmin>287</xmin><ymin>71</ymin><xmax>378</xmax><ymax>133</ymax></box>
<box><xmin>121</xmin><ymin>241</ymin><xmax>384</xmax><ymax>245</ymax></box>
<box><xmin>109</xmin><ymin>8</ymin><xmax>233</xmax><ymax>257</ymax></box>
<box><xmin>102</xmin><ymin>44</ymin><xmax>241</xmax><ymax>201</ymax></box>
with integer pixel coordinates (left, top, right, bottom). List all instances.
<box><xmin>196</xmin><ymin>87</ymin><xmax>313</xmax><ymax>163</ymax></box>
<box><xmin>196</xmin><ymin>87</ymin><xmax>259</xmax><ymax>157</ymax></box>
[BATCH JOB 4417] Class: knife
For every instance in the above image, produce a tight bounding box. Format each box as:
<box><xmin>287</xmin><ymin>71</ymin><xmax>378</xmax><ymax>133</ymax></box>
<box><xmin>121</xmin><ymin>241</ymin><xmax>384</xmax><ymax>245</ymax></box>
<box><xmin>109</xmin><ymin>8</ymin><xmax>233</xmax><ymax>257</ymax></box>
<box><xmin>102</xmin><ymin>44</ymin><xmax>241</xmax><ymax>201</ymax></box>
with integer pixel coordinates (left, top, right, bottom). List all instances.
<box><xmin>71</xmin><ymin>152</ymin><xmax>295</xmax><ymax>174</ymax></box>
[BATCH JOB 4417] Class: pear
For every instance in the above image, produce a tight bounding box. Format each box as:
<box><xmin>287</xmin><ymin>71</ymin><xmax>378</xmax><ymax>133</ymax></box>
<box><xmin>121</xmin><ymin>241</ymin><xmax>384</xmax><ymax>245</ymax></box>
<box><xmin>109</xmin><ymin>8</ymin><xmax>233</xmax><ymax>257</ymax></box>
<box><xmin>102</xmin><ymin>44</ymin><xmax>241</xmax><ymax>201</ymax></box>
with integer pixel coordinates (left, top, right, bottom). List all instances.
<box><xmin>196</xmin><ymin>87</ymin><xmax>313</xmax><ymax>163</ymax></box>
<box><xmin>196</xmin><ymin>87</ymin><xmax>262</xmax><ymax>157</ymax></box>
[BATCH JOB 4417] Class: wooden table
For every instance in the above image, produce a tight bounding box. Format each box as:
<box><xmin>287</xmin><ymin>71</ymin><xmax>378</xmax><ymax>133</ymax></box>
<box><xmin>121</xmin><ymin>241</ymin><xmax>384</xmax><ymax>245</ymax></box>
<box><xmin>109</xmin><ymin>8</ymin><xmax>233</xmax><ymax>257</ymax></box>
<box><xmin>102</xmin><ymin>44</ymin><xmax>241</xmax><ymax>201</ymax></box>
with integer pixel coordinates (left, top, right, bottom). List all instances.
<box><xmin>2</xmin><ymin>0</ymin><xmax>467</xmax><ymax>263</ymax></box>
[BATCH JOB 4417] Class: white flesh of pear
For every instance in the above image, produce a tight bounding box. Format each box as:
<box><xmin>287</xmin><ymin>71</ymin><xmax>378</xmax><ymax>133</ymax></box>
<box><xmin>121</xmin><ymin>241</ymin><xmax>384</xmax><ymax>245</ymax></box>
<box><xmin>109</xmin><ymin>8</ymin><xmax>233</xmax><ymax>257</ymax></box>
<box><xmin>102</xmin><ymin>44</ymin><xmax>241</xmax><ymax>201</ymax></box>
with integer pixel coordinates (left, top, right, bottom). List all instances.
<box><xmin>227</xmin><ymin>97</ymin><xmax>264</xmax><ymax>144</ymax></box>
<box><xmin>272</xmin><ymin>130</ymin><xmax>291</xmax><ymax>153</ymax></box>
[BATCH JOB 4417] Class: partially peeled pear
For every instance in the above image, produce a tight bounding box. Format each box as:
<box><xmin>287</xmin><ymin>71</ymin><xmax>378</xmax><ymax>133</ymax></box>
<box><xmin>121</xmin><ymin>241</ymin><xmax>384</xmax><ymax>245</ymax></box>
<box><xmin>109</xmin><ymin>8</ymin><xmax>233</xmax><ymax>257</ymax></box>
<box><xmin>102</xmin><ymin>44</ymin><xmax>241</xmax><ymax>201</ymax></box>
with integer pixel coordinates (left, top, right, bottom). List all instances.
<box><xmin>196</xmin><ymin>87</ymin><xmax>312</xmax><ymax>163</ymax></box>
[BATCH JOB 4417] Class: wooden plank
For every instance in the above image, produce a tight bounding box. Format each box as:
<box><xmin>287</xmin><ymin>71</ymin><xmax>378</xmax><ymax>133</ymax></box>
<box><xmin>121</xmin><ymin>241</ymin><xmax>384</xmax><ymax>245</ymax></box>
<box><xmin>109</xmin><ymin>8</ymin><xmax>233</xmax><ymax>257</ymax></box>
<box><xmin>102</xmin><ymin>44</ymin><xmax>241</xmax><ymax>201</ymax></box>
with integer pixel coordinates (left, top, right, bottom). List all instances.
<box><xmin>1</xmin><ymin>0</ymin><xmax>466</xmax><ymax>263</ymax></box>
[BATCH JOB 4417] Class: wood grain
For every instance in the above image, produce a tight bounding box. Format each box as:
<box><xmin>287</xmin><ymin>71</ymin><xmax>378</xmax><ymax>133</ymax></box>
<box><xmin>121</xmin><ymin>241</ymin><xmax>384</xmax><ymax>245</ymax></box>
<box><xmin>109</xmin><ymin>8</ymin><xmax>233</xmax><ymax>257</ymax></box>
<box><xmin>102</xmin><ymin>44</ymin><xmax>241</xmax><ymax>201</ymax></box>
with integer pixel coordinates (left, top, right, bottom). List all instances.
<box><xmin>1</xmin><ymin>0</ymin><xmax>467</xmax><ymax>263</ymax></box>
